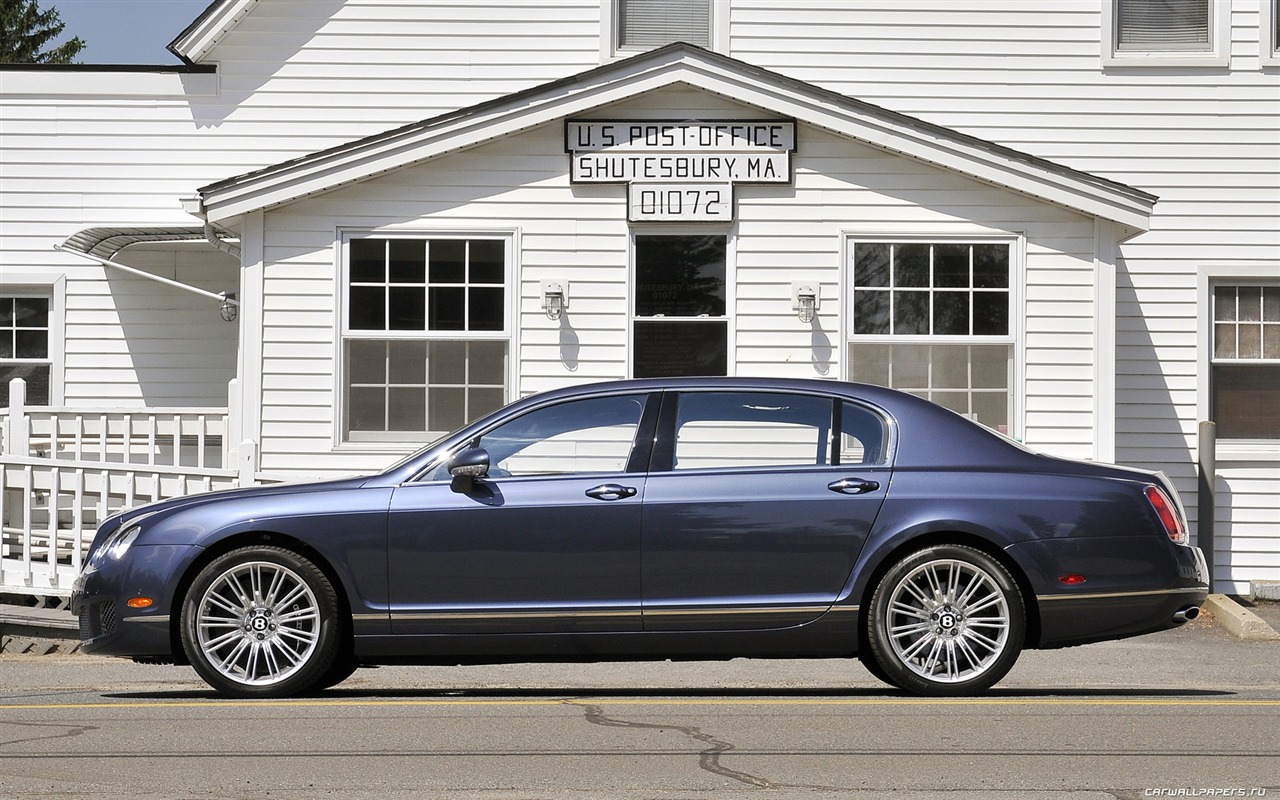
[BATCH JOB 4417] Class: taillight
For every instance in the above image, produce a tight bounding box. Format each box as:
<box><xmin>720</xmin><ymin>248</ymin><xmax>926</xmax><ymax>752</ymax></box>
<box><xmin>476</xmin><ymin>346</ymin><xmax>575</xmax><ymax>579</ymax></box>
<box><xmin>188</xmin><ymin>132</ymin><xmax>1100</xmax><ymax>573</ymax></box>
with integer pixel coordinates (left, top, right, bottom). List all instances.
<box><xmin>1145</xmin><ymin>485</ymin><xmax>1188</xmax><ymax>544</ymax></box>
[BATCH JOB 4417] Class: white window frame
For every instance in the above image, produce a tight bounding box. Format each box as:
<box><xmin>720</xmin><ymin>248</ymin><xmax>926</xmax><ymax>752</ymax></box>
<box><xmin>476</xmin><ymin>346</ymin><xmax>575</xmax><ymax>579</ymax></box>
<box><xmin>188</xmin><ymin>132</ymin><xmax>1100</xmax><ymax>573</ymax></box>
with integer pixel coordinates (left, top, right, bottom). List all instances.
<box><xmin>1197</xmin><ymin>263</ymin><xmax>1280</xmax><ymax>461</ymax></box>
<box><xmin>628</xmin><ymin>226</ymin><xmax>735</xmax><ymax>380</ymax></box>
<box><xmin>0</xmin><ymin>274</ymin><xmax>65</xmax><ymax>407</ymax></box>
<box><xmin>842</xmin><ymin>235</ymin><xmax>1022</xmax><ymax>439</ymax></box>
<box><xmin>1101</xmin><ymin>0</ymin><xmax>1230</xmax><ymax>67</ymax></box>
<box><xmin>335</xmin><ymin>230</ymin><xmax>516</xmax><ymax>449</ymax></box>
<box><xmin>600</xmin><ymin>0</ymin><xmax>729</xmax><ymax>61</ymax></box>
<box><xmin>1262</xmin><ymin>0</ymin><xmax>1280</xmax><ymax>65</ymax></box>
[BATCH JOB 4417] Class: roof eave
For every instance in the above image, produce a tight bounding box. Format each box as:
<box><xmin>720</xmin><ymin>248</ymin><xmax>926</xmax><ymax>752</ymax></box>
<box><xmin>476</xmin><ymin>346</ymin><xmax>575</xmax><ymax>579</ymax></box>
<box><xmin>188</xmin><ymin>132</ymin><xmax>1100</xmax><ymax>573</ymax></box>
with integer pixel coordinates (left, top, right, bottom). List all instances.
<box><xmin>197</xmin><ymin>44</ymin><xmax>1155</xmax><ymax>231</ymax></box>
<box><xmin>168</xmin><ymin>0</ymin><xmax>257</xmax><ymax>65</ymax></box>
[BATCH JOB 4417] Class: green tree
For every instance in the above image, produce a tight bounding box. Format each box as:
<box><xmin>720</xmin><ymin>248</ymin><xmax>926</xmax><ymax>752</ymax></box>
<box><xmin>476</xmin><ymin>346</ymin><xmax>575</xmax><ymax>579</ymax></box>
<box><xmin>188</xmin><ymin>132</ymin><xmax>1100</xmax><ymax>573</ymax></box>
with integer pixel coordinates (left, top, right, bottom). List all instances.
<box><xmin>0</xmin><ymin>0</ymin><xmax>85</xmax><ymax>64</ymax></box>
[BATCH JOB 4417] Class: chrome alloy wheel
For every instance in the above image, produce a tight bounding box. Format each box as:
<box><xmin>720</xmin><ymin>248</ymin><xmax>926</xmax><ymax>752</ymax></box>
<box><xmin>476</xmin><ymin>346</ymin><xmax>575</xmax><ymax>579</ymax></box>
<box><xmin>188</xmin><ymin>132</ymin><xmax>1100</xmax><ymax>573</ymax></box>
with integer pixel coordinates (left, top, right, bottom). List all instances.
<box><xmin>884</xmin><ymin>558</ymin><xmax>1012</xmax><ymax>684</ymax></box>
<box><xmin>194</xmin><ymin>560</ymin><xmax>322</xmax><ymax>687</ymax></box>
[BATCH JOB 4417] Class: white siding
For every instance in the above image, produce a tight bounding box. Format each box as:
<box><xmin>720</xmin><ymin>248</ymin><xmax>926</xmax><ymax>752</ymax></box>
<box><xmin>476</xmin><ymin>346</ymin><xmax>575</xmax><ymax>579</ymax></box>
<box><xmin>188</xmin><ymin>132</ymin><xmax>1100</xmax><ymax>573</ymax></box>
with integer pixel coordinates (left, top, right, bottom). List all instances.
<box><xmin>254</xmin><ymin>91</ymin><xmax>1099</xmax><ymax>474</ymax></box>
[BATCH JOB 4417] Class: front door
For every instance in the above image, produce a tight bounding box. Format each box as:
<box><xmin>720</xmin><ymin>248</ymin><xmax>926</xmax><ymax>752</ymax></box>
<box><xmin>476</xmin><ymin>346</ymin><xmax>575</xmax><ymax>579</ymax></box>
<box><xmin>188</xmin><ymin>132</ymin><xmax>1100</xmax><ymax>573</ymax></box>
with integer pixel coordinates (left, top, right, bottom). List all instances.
<box><xmin>388</xmin><ymin>392</ymin><xmax>654</xmax><ymax>634</ymax></box>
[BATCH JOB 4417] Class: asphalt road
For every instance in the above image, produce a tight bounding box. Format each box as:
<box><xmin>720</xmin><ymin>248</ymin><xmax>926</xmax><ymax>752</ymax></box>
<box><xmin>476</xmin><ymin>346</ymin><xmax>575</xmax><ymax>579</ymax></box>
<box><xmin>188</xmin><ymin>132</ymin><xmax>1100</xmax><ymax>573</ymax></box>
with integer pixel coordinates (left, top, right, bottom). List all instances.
<box><xmin>0</xmin><ymin>616</ymin><xmax>1276</xmax><ymax>800</ymax></box>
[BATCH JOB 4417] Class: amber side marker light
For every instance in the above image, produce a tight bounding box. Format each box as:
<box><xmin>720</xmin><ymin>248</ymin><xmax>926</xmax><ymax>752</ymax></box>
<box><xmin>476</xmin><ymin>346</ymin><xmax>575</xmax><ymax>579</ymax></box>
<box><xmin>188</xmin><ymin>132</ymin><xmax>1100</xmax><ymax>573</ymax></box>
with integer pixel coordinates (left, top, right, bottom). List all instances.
<box><xmin>1058</xmin><ymin>574</ymin><xmax>1087</xmax><ymax>586</ymax></box>
<box><xmin>126</xmin><ymin>597</ymin><xmax>154</xmax><ymax>609</ymax></box>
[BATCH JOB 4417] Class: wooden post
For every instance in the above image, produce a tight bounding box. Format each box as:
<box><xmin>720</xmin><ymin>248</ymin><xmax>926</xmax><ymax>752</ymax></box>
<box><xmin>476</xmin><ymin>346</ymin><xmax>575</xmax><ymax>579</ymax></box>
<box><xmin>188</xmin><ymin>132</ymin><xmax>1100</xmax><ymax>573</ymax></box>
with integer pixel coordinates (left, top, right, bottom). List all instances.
<box><xmin>6</xmin><ymin>378</ymin><xmax>29</xmax><ymax>457</ymax></box>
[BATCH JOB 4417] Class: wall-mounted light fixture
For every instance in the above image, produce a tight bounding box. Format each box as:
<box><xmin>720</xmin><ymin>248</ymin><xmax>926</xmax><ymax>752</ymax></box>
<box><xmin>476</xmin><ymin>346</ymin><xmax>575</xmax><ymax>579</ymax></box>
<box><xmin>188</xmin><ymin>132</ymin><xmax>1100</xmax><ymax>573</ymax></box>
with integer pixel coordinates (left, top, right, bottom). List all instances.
<box><xmin>219</xmin><ymin>291</ymin><xmax>239</xmax><ymax>323</ymax></box>
<box><xmin>541</xmin><ymin>279</ymin><xmax>568</xmax><ymax>321</ymax></box>
<box><xmin>791</xmin><ymin>281</ymin><xmax>819</xmax><ymax>323</ymax></box>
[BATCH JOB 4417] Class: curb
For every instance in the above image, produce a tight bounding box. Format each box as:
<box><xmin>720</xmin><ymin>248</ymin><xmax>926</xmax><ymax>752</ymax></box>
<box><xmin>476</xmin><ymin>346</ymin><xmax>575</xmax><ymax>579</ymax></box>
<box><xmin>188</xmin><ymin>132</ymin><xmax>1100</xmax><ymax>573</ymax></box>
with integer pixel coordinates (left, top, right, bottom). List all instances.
<box><xmin>1202</xmin><ymin>594</ymin><xmax>1280</xmax><ymax>641</ymax></box>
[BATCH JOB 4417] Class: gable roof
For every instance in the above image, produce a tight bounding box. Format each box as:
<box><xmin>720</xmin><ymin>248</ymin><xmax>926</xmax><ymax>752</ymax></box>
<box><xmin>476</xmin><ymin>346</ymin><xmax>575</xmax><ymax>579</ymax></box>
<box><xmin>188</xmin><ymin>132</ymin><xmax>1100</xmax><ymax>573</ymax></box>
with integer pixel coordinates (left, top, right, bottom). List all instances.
<box><xmin>168</xmin><ymin>0</ymin><xmax>255</xmax><ymax>65</ymax></box>
<box><xmin>194</xmin><ymin>43</ymin><xmax>1156</xmax><ymax>232</ymax></box>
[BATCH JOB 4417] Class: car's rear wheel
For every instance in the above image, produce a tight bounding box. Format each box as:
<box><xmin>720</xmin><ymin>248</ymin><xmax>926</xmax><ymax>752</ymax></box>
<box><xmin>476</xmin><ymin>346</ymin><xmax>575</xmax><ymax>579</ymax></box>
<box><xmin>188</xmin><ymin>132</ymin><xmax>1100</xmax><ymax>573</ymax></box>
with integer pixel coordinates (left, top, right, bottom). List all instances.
<box><xmin>181</xmin><ymin>546</ymin><xmax>342</xmax><ymax>698</ymax></box>
<box><xmin>866</xmin><ymin>544</ymin><xmax>1024</xmax><ymax>696</ymax></box>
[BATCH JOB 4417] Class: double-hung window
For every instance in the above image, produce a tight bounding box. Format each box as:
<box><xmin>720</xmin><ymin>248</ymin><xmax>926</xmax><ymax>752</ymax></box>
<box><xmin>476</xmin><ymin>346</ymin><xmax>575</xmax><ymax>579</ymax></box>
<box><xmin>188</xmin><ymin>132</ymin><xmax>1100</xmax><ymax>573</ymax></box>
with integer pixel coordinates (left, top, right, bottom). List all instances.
<box><xmin>342</xmin><ymin>236</ymin><xmax>509</xmax><ymax>442</ymax></box>
<box><xmin>632</xmin><ymin>234</ymin><xmax>728</xmax><ymax>379</ymax></box>
<box><xmin>1211</xmin><ymin>284</ymin><xmax>1280</xmax><ymax>440</ymax></box>
<box><xmin>0</xmin><ymin>295</ymin><xmax>52</xmax><ymax>406</ymax></box>
<box><xmin>847</xmin><ymin>240</ymin><xmax>1014</xmax><ymax>435</ymax></box>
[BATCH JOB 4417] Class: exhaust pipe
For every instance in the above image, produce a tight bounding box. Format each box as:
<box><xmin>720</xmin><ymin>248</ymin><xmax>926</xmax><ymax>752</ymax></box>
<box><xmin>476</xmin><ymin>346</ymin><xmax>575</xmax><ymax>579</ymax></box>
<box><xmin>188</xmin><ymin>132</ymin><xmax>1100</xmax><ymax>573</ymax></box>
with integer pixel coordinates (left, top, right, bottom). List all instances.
<box><xmin>1173</xmin><ymin>606</ymin><xmax>1200</xmax><ymax>624</ymax></box>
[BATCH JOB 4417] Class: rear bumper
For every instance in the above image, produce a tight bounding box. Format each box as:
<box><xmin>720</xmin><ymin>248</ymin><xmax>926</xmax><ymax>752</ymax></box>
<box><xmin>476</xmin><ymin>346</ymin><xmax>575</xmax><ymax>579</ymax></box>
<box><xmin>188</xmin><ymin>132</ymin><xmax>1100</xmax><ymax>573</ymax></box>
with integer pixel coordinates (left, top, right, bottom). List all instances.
<box><xmin>1008</xmin><ymin>538</ymin><xmax>1209</xmax><ymax>649</ymax></box>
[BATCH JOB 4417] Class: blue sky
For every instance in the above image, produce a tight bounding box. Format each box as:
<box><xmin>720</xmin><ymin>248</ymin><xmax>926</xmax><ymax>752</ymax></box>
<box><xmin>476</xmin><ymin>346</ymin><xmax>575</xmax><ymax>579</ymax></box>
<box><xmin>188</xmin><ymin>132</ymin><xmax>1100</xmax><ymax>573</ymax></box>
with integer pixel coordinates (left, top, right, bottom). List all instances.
<box><xmin>53</xmin><ymin>0</ymin><xmax>213</xmax><ymax>64</ymax></box>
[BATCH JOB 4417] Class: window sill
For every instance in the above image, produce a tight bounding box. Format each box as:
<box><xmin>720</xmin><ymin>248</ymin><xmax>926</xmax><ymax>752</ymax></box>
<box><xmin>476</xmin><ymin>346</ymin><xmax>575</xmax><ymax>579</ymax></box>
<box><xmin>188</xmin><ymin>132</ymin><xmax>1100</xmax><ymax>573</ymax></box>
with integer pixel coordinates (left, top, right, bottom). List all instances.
<box><xmin>1102</xmin><ymin>53</ymin><xmax>1229</xmax><ymax>69</ymax></box>
<box><xmin>1215</xmin><ymin>441</ymin><xmax>1280</xmax><ymax>462</ymax></box>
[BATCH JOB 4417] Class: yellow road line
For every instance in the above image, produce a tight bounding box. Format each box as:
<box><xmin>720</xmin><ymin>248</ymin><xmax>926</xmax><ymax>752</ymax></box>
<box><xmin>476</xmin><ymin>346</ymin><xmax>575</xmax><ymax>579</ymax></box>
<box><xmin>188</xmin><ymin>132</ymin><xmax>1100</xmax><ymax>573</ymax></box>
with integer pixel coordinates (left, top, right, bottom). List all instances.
<box><xmin>0</xmin><ymin>697</ymin><xmax>1277</xmax><ymax>711</ymax></box>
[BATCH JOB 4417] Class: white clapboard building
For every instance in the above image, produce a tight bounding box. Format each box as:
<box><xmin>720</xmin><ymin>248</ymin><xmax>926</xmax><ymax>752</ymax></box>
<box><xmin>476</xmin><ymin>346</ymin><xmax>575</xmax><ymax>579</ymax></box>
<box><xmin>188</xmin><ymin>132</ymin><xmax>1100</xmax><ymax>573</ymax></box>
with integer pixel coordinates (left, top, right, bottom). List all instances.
<box><xmin>1</xmin><ymin>0</ymin><xmax>1276</xmax><ymax>599</ymax></box>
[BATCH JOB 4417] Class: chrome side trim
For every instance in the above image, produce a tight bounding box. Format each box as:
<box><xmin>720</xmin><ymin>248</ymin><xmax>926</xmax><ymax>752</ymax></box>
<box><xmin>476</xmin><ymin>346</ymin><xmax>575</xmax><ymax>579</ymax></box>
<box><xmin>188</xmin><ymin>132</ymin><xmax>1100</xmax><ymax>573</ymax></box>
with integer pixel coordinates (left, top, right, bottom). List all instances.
<box><xmin>390</xmin><ymin>604</ymin><xmax>858</xmax><ymax>622</ymax></box>
<box><xmin>123</xmin><ymin>615</ymin><xmax>170</xmax><ymax>624</ymax></box>
<box><xmin>1038</xmin><ymin>588</ymin><xmax>1203</xmax><ymax>602</ymax></box>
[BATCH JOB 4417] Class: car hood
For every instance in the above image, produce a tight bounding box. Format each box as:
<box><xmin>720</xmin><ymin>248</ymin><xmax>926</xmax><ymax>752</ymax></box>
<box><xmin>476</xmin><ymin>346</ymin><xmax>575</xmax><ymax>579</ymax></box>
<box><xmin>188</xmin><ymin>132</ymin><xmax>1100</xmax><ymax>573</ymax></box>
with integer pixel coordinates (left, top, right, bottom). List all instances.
<box><xmin>95</xmin><ymin>476</ymin><xmax>373</xmax><ymax>541</ymax></box>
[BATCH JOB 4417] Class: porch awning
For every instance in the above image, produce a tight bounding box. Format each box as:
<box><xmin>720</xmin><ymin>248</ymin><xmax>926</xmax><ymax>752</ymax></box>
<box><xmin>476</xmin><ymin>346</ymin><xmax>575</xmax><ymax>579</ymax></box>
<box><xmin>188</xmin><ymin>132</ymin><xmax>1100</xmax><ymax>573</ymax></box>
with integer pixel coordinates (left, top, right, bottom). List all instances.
<box><xmin>58</xmin><ymin>226</ymin><xmax>239</xmax><ymax>260</ymax></box>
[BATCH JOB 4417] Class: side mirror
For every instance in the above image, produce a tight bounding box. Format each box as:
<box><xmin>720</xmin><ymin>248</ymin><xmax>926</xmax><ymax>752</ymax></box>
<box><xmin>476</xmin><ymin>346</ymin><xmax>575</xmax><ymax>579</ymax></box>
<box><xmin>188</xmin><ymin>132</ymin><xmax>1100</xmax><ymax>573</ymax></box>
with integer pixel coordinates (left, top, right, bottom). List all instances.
<box><xmin>448</xmin><ymin>447</ymin><xmax>490</xmax><ymax>493</ymax></box>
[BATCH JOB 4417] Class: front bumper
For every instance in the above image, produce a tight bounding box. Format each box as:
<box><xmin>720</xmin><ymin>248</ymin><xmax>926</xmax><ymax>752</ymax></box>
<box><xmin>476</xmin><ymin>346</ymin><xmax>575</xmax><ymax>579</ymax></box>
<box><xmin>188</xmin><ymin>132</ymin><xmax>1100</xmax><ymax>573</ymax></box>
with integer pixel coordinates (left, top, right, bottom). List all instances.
<box><xmin>70</xmin><ymin>544</ymin><xmax>196</xmax><ymax>659</ymax></box>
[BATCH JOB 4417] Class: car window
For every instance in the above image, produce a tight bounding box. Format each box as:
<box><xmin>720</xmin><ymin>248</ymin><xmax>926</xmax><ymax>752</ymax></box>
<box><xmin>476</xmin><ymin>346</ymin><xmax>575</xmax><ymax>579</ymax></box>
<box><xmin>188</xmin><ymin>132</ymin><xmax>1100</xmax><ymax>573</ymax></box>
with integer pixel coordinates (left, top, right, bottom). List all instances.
<box><xmin>838</xmin><ymin>401</ymin><xmax>889</xmax><ymax>466</ymax></box>
<box><xmin>450</xmin><ymin>394</ymin><xmax>648</xmax><ymax>478</ymax></box>
<box><xmin>673</xmin><ymin>391</ymin><xmax>832</xmax><ymax>470</ymax></box>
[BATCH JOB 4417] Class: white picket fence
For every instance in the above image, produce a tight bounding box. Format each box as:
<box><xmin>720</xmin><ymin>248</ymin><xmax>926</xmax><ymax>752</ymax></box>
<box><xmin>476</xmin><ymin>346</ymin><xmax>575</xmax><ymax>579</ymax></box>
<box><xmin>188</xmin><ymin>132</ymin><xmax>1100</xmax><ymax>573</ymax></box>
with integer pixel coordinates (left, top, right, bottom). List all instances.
<box><xmin>1</xmin><ymin>378</ymin><xmax>244</xmax><ymax>597</ymax></box>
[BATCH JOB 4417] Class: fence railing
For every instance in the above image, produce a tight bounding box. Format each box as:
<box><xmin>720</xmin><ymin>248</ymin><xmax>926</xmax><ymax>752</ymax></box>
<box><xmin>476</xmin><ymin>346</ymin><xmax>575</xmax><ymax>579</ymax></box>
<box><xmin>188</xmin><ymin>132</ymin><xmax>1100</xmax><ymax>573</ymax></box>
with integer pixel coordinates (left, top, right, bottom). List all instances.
<box><xmin>1</xmin><ymin>378</ymin><xmax>243</xmax><ymax>597</ymax></box>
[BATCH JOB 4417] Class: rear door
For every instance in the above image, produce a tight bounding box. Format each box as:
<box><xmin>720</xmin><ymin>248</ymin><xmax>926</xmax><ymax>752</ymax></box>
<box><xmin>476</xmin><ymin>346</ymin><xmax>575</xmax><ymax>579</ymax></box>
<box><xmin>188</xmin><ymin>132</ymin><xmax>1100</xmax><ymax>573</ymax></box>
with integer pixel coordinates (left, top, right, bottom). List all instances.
<box><xmin>641</xmin><ymin>390</ymin><xmax>891</xmax><ymax>631</ymax></box>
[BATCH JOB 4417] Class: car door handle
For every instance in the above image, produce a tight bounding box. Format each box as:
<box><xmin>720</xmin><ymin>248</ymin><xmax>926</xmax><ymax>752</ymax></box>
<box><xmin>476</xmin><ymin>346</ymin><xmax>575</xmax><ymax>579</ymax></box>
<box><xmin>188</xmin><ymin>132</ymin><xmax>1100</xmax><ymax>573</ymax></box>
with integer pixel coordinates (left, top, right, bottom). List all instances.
<box><xmin>585</xmin><ymin>484</ymin><xmax>638</xmax><ymax>501</ymax></box>
<box><xmin>828</xmin><ymin>478</ymin><xmax>880</xmax><ymax>495</ymax></box>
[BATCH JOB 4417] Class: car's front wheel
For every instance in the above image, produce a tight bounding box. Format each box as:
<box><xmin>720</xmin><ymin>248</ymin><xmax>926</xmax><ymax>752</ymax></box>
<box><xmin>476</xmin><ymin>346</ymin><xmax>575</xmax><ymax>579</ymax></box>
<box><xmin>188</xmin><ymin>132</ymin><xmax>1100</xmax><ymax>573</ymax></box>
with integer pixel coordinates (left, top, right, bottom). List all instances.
<box><xmin>181</xmin><ymin>546</ymin><xmax>343</xmax><ymax>698</ymax></box>
<box><xmin>866</xmin><ymin>544</ymin><xmax>1025</xmax><ymax>696</ymax></box>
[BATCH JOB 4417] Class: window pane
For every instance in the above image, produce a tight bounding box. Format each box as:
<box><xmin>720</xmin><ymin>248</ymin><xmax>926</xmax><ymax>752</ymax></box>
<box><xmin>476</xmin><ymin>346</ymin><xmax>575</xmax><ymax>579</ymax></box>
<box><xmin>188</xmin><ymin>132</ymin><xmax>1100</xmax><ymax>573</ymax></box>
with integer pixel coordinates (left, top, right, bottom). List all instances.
<box><xmin>889</xmin><ymin>344</ymin><xmax>930</xmax><ymax>388</ymax></box>
<box><xmin>933</xmin><ymin>352</ymin><xmax>969</xmax><ymax>389</ymax></box>
<box><xmin>849</xmin><ymin>343</ymin><xmax>891</xmax><ymax>386</ymax></box>
<box><xmin>428</xmin><ymin>340</ymin><xmax>466</xmax><ymax>385</ymax></box>
<box><xmin>350</xmin><ymin>239</ymin><xmax>386</xmax><ymax>283</ymax></box>
<box><xmin>348</xmin><ymin>387</ymin><xmax>386</xmax><ymax>432</ymax></box>
<box><xmin>467</xmin><ymin>340</ymin><xmax>507</xmax><ymax>385</ymax></box>
<box><xmin>1117</xmin><ymin>0</ymin><xmax>1210</xmax><ymax>50</ymax></box>
<box><xmin>853</xmin><ymin>291</ymin><xmax>890</xmax><ymax>335</ymax></box>
<box><xmin>429</xmin><ymin>387</ymin><xmax>466</xmax><ymax>432</ymax></box>
<box><xmin>972</xmin><ymin>245</ymin><xmax>1009</xmax><ymax>289</ymax></box>
<box><xmin>468</xmin><ymin>286</ymin><xmax>505</xmax><ymax>331</ymax></box>
<box><xmin>674</xmin><ymin>391</ymin><xmax>831</xmax><ymax>470</ymax></box>
<box><xmin>0</xmin><ymin>364</ymin><xmax>50</xmax><ymax>405</ymax></box>
<box><xmin>389</xmin><ymin>240</ymin><xmax>425</xmax><ymax>283</ymax></box>
<box><xmin>0</xmin><ymin>299</ymin><xmax>12</xmax><ymax>326</ymax></box>
<box><xmin>13</xmin><ymin>298</ymin><xmax>48</xmax><ymax>328</ymax></box>
<box><xmin>1214</xmin><ymin>286</ymin><xmax>1237</xmax><ymax>322</ymax></box>
<box><xmin>388</xmin><ymin>340</ymin><xmax>427</xmax><ymax>385</ymax></box>
<box><xmin>429</xmin><ymin>240</ymin><xmax>466</xmax><ymax>283</ymax></box>
<box><xmin>840</xmin><ymin>402</ymin><xmax>889</xmax><ymax>465</ymax></box>
<box><xmin>1215</xmin><ymin>323</ymin><xmax>1236</xmax><ymax>358</ymax></box>
<box><xmin>894</xmin><ymin>244</ymin><xmax>930</xmax><ymax>288</ymax></box>
<box><xmin>1239</xmin><ymin>324</ymin><xmax>1263</xmax><ymax>359</ymax></box>
<box><xmin>388</xmin><ymin>387</ymin><xmax>427</xmax><ymax>431</ymax></box>
<box><xmin>854</xmin><ymin>243</ymin><xmax>891</xmax><ymax>288</ymax></box>
<box><xmin>634</xmin><ymin>320</ymin><xmax>727</xmax><ymax>378</ymax></box>
<box><xmin>480</xmin><ymin>394</ymin><xmax>647</xmax><ymax>476</ymax></box>
<box><xmin>618</xmin><ymin>0</ymin><xmax>710</xmax><ymax>49</ymax></box>
<box><xmin>1213</xmin><ymin>364</ymin><xmax>1280</xmax><ymax>438</ymax></box>
<box><xmin>1239</xmin><ymin>287</ymin><xmax>1263</xmax><ymax>322</ymax></box>
<box><xmin>389</xmin><ymin>287</ymin><xmax>426</xmax><ymax>330</ymax></box>
<box><xmin>934</xmin><ymin>244</ymin><xmax>969</xmax><ymax>288</ymax></box>
<box><xmin>635</xmin><ymin>235</ymin><xmax>726</xmax><ymax>317</ymax></box>
<box><xmin>893</xmin><ymin>292</ymin><xmax>929</xmax><ymax>335</ymax></box>
<box><xmin>349</xmin><ymin>286</ymin><xmax>386</xmax><ymax>330</ymax></box>
<box><xmin>973</xmin><ymin>292</ymin><xmax>1009</xmax><ymax>336</ymax></box>
<box><xmin>428</xmin><ymin>286</ymin><xmax>466</xmax><ymax>330</ymax></box>
<box><xmin>0</xmin><ymin>335</ymin><xmax>10</xmax><ymax>359</ymax></box>
<box><xmin>1263</xmin><ymin>286</ymin><xmax>1280</xmax><ymax>321</ymax></box>
<box><xmin>469</xmin><ymin>387</ymin><xmax>505</xmax><ymax>422</ymax></box>
<box><xmin>933</xmin><ymin>292</ymin><xmax>969</xmax><ymax>336</ymax></box>
<box><xmin>470</xmin><ymin>240</ymin><xmax>505</xmax><ymax>284</ymax></box>
<box><xmin>348</xmin><ymin>340</ymin><xmax>387</xmax><ymax>384</ymax></box>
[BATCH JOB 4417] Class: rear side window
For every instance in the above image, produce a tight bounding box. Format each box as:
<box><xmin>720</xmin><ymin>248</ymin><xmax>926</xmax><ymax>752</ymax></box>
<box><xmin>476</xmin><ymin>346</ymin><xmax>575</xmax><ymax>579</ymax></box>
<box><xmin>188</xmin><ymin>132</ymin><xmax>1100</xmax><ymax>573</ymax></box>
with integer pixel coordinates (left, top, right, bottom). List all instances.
<box><xmin>671</xmin><ymin>392</ymin><xmax>888</xmax><ymax>470</ymax></box>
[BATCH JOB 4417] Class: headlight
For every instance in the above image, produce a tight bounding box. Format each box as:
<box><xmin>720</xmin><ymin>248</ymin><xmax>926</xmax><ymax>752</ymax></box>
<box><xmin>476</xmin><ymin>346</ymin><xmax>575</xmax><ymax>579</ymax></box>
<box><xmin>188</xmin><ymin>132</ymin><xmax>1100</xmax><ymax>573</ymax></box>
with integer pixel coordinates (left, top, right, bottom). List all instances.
<box><xmin>89</xmin><ymin>523</ymin><xmax>142</xmax><ymax>567</ymax></box>
<box><xmin>108</xmin><ymin>524</ymin><xmax>141</xmax><ymax>560</ymax></box>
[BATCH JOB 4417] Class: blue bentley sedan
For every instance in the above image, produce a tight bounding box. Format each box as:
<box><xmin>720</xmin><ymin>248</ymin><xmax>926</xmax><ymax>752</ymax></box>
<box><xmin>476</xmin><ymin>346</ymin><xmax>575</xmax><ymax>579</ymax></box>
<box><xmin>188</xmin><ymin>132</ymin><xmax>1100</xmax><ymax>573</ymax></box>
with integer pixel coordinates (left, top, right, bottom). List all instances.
<box><xmin>72</xmin><ymin>378</ymin><xmax>1209</xmax><ymax>697</ymax></box>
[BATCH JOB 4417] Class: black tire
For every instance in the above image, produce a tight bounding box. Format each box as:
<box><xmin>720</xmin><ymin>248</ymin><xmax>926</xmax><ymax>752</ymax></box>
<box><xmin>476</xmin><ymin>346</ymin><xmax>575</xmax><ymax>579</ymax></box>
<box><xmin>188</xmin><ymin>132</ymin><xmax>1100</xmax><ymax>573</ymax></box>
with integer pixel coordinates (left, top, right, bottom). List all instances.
<box><xmin>866</xmin><ymin>544</ymin><xmax>1025</xmax><ymax>696</ymax></box>
<box><xmin>181</xmin><ymin>546</ymin><xmax>344</xmax><ymax>698</ymax></box>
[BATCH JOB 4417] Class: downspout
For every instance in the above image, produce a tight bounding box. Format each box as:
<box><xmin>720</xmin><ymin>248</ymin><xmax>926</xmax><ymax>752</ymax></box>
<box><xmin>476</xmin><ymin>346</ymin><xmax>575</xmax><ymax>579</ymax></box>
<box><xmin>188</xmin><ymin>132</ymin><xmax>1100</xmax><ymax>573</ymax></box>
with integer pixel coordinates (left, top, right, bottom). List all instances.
<box><xmin>204</xmin><ymin>220</ymin><xmax>242</xmax><ymax>259</ymax></box>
